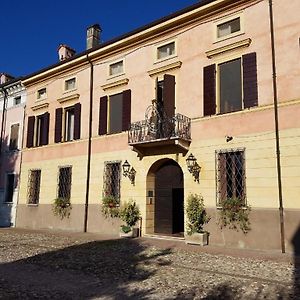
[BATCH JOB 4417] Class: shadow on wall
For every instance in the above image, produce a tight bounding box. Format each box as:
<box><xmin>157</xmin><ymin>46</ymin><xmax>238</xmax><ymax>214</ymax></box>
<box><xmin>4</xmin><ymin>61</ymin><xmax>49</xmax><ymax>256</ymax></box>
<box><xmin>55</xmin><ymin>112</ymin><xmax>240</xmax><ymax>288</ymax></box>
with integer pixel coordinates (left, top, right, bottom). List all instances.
<box><xmin>0</xmin><ymin>135</ymin><xmax>19</xmax><ymax>227</ymax></box>
<box><xmin>0</xmin><ymin>238</ymin><xmax>172</xmax><ymax>298</ymax></box>
<box><xmin>292</xmin><ymin>225</ymin><xmax>300</xmax><ymax>298</ymax></box>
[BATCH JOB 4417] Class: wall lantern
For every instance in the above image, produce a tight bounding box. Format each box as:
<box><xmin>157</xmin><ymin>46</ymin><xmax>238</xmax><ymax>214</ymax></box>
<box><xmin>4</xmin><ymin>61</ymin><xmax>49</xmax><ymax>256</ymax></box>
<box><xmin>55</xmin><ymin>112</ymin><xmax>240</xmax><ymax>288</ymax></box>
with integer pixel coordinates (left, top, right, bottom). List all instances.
<box><xmin>186</xmin><ymin>153</ymin><xmax>201</xmax><ymax>182</ymax></box>
<box><xmin>122</xmin><ymin>160</ymin><xmax>136</xmax><ymax>185</ymax></box>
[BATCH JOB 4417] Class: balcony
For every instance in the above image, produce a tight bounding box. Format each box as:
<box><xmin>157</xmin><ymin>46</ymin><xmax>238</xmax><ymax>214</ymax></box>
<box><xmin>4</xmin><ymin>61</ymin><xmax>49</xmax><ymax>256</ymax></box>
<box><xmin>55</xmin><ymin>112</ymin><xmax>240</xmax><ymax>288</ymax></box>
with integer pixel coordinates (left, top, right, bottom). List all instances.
<box><xmin>128</xmin><ymin>112</ymin><xmax>191</xmax><ymax>157</ymax></box>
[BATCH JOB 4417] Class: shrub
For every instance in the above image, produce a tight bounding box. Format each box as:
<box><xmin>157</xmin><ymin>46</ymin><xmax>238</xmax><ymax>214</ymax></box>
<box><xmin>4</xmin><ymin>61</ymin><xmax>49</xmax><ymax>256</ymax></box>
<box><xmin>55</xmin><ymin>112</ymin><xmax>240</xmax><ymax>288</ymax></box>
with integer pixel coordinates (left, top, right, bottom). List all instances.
<box><xmin>185</xmin><ymin>194</ymin><xmax>210</xmax><ymax>235</ymax></box>
<box><xmin>52</xmin><ymin>197</ymin><xmax>72</xmax><ymax>220</ymax></box>
<box><xmin>101</xmin><ymin>195</ymin><xmax>120</xmax><ymax>218</ymax></box>
<box><xmin>218</xmin><ymin>198</ymin><xmax>251</xmax><ymax>234</ymax></box>
<box><xmin>119</xmin><ymin>200</ymin><xmax>140</xmax><ymax>229</ymax></box>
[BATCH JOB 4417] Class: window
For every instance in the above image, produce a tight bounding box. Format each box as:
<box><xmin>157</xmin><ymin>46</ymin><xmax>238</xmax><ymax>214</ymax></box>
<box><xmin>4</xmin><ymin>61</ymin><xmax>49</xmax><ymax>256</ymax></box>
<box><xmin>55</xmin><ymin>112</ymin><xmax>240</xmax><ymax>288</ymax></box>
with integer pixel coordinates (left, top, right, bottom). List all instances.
<box><xmin>203</xmin><ymin>52</ymin><xmax>258</xmax><ymax>116</ymax></box>
<box><xmin>109</xmin><ymin>61</ymin><xmax>124</xmax><ymax>76</ymax></box>
<box><xmin>9</xmin><ymin>123</ymin><xmax>19</xmax><ymax>150</ymax></box>
<box><xmin>57</xmin><ymin>166</ymin><xmax>72</xmax><ymax>200</ymax></box>
<box><xmin>157</xmin><ymin>42</ymin><xmax>176</xmax><ymax>60</ymax></box>
<box><xmin>37</xmin><ymin>88</ymin><xmax>47</xmax><ymax>100</ymax></box>
<box><xmin>27</xmin><ymin>169</ymin><xmax>41</xmax><ymax>205</ymax></box>
<box><xmin>13</xmin><ymin>96</ymin><xmax>21</xmax><ymax>106</ymax></box>
<box><xmin>65</xmin><ymin>107</ymin><xmax>75</xmax><ymax>141</ymax></box>
<box><xmin>26</xmin><ymin>113</ymin><xmax>50</xmax><ymax>148</ymax></box>
<box><xmin>65</xmin><ymin>78</ymin><xmax>76</xmax><ymax>91</ymax></box>
<box><xmin>217</xmin><ymin>17</ymin><xmax>241</xmax><ymax>39</ymax></box>
<box><xmin>103</xmin><ymin>162</ymin><xmax>121</xmax><ymax>202</ymax></box>
<box><xmin>4</xmin><ymin>174</ymin><xmax>15</xmax><ymax>203</ymax></box>
<box><xmin>216</xmin><ymin>149</ymin><xmax>246</xmax><ymax>206</ymax></box>
<box><xmin>54</xmin><ymin>103</ymin><xmax>81</xmax><ymax>143</ymax></box>
<box><xmin>98</xmin><ymin>90</ymin><xmax>131</xmax><ymax>135</ymax></box>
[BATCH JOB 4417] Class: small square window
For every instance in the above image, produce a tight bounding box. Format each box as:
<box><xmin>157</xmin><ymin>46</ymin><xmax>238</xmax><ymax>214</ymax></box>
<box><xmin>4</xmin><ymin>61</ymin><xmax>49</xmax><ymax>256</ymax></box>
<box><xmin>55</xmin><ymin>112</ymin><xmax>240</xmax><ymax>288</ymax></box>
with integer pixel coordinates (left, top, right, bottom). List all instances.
<box><xmin>109</xmin><ymin>61</ymin><xmax>124</xmax><ymax>76</ymax></box>
<box><xmin>13</xmin><ymin>96</ymin><xmax>21</xmax><ymax>106</ymax></box>
<box><xmin>65</xmin><ymin>78</ymin><xmax>76</xmax><ymax>91</ymax></box>
<box><xmin>157</xmin><ymin>42</ymin><xmax>175</xmax><ymax>60</ymax></box>
<box><xmin>37</xmin><ymin>88</ymin><xmax>47</xmax><ymax>100</ymax></box>
<box><xmin>217</xmin><ymin>17</ymin><xmax>241</xmax><ymax>39</ymax></box>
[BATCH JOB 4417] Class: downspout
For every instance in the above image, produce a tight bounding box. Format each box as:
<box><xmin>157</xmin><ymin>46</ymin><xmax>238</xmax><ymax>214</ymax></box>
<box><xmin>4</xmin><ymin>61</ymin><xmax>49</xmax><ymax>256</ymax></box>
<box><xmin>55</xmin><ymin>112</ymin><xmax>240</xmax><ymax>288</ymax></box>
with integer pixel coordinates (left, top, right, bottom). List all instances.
<box><xmin>268</xmin><ymin>0</ymin><xmax>285</xmax><ymax>253</ymax></box>
<box><xmin>0</xmin><ymin>87</ymin><xmax>7</xmax><ymax>158</ymax></box>
<box><xmin>83</xmin><ymin>54</ymin><xmax>94</xmax><ymax>232</ymax></box>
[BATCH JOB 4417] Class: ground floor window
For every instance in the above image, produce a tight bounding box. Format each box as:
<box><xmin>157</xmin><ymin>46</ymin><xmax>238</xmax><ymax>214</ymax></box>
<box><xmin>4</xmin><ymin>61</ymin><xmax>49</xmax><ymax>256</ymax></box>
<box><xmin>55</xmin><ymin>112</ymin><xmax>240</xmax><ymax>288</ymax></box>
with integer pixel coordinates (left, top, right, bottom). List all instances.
<box><xmin>57</xmin><ymin>166</ymin><xmax>72</xmax><ymax>200</ymax></box>
<box><xmin>216</xmin><ymin>148</ymin><xmax>246</xmax><ymax>206</ymax></box>
<box><xmin>103</xmin><ymin>162</ymin><xmax>121</xmax><ymax>202</ymax></box>
<box><xmin>27</xmin><ymin>169</ymin><xmax>41</xmax><ymax>204</ymax></box>
<box><xmin>4</xmin><ymin>173</ymin><xmax>15</xmax><ymax>203</ymax></box>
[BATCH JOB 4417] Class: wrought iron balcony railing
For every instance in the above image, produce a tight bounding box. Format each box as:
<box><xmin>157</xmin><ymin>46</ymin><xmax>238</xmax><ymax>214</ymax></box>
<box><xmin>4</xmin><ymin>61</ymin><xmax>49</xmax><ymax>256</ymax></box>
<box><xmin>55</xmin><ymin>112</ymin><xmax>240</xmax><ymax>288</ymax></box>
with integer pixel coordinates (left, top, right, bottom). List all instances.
<box><xmin>128</xmin><ymin>113</ymin><xmax>191</xmax><ymax>145</ymax></box>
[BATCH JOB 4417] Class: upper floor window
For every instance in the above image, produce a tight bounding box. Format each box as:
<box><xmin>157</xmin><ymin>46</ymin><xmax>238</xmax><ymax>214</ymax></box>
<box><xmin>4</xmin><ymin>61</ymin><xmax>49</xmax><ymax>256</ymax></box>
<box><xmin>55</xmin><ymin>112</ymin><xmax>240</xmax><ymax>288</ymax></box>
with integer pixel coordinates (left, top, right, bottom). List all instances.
<box><xmin>217</xmin><ymin>17</ymin><xmax>241</xmax><ymax>39</ymax></box>
<box><xmin>27</xmin><ymin>169</ymin><xmax>41</xmax><ymax>205</ymax></box>
<box><xmin>9</xmin><ymin>123</ymin><xmax>20</xmax><ymax>150</ymax></box>
<box><xmin>65</xmin><ymin>78</ymin><xmax>76</xmax><ymax>91</ymax></box>
<box><xmin>157</xmin><ymin>41</ymin><xmax>176</xmax><ymax>61</ymax></box>
<box><xmin>13</xmin><ymin>96</ymin><xmax>21</xmax><ymax>106</ymax></box>
<box><xmin>203</xmin><ymin>53</ymin><xmax>258</xmax><ymax>116</ymax></box>
<box><xmin>109</xmin><ymin>61</ymin><xmax>124</xmax><ymax>77</ymax></box>
<box><xmin>54</xmin><ymin>103</ymin><xmax>81</xmax><ymax>143</ymax></box>
<box><xmin>37</xmin><ymin>88</ymin><xmax>47</xmax><ymax>100</ymax></box>
<box><xmin>26</xmin><ymin>113</ymin><xmax>50</xmax><ymax>148</ymax></box>
<box><xmin>98</xmin><ymin>90</ymin><xmax>131</xmax><ymax>135</ymax></box>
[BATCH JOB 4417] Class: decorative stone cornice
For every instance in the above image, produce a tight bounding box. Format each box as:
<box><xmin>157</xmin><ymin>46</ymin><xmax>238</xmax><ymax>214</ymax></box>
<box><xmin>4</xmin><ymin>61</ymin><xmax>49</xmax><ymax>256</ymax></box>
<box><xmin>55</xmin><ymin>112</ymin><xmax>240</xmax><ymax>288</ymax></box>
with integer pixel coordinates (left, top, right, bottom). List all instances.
<box><xmin>206</xmin><ymin>38</ymin><xmax>252</xmax><ymax>58</ymax></box>
<box><xmin>148</xmin><ymin>61</ymin><xmax>182</xmax><ymax>77</ymax></box>
<box><xmin>101</xmin><ymin>78</ymin><xmax>129</xmax><ymax>91</ymax></box>
<box><xmin>31</xmin><ymin>102</ymin><xmax>49</xmax><ymax>111</ymax></box>
<box><xmin>57</xmin><ymin>93</ymin><xmax>80</xmax><ymax>104</ymax></box>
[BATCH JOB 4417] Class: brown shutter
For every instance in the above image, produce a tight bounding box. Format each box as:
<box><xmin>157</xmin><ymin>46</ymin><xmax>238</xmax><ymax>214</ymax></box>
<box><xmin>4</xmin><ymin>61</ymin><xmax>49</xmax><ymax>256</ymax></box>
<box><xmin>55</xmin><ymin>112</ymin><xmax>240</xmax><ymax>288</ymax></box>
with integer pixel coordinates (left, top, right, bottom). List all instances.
<box><xmin>242</xmin><ymin>52</ymin><xmax>258</xmax><ymax>108</ymax></box>
<box><xmin>163</xmin><ymin>74</ymin><xmax>175</xmax><ymax>118</ymax></box>
<box><xmin>55</xmin><ymin>108</ymin><xmax>63</xmax><ymax>143</ymax></box>
<box><xmin>99</xmin><ymin>96</ymin><xmax>108</xmax><ymax>135</ymax></box>
<box><xmin>122</xmin><ymin>89</ymin><xmax>131</xmax><ymax>131</ymax></box>
<box><xmin>203</xmin><ymin>64</ymin><xmax>216</xmax><ymax>116</ymax></box>
<box><xmin>41</xmin><ymin>112</ymin><xmax>50</xmax><ymax>145</ymax></box>
<box><xmin>74</xmin><ymin>103</ymin><xmax>81</xmax><ymax>140</ymax></box>
<box><xmin>26</xmin><ymin>116</ymin><xmax>35</xmax><ymax>148</ymax></box>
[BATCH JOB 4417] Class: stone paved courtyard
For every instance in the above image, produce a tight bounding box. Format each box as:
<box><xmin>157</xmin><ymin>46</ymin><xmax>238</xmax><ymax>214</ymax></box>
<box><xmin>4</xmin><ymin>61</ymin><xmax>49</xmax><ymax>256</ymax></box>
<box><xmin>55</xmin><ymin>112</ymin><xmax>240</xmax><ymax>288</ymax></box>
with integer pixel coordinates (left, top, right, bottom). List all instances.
<box><xmin>0</xmin><ymin>228</ymin><xmax>299</xmax><ymax>299</ymax></box>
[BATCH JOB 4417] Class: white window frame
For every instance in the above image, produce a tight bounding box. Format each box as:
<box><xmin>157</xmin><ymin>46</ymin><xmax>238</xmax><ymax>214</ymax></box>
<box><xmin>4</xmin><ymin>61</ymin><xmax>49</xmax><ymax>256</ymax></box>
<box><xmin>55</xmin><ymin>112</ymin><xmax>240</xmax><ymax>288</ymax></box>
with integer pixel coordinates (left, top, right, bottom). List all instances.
<box><xmin>214</xmin><ymin>13</ymin><xmax>244</xmax><ymax>43</ymax></box>
<box><xmin>108</xmin><ymin>60</ymin><xmax>125</xmax><ymax>78</ymax></box>
<box><xmin>64</xmin><ymin>77</ymin><xmax>77</xmax><ymax>93</ymax></box>
<box><xmin>155</xmin><ymin>40</ymin><xmax>177</xmax><ymax>63</ymax></box>
<box><xmin>64</xmin><ymin>106</ymin><xmax>75</xmax><ymax>142</ymax></box>
<box><xmin>37</xmin><ymin>88</ymin><xmax>47</xmax><ymax>100</ymax></box>
<box><xmin>13</xmin><ymin>96</ymin><xmax>21</xmax><ymax>106</ymax></box>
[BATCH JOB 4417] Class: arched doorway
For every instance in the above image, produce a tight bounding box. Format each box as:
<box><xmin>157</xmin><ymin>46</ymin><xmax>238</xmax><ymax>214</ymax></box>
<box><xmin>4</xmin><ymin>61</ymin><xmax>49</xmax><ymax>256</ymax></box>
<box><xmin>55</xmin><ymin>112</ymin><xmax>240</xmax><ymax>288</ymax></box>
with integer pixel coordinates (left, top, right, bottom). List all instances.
<box><xmin>146</xmin><ymin>159</ymin><xmax>184</xmax><ymax>235</ymax></box>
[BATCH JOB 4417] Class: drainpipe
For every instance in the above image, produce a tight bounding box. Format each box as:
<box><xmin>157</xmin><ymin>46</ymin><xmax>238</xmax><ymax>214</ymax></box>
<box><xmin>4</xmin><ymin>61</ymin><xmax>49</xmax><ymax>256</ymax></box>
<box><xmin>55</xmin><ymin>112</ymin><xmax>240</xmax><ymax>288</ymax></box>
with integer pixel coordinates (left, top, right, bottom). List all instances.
<box><xmin>0</xmin><ymin>87</ymin><xmax>8</xmax><ymax>168</ymax></box>
<box><xmin>268</xmin><ymin>0</ymin><xmax>285</xmax><ymax>253</ymax></box>
<box><xmin>83</xmin><ymin>55</ymin><xmax>94</xmax><ymax>232</ymax></box>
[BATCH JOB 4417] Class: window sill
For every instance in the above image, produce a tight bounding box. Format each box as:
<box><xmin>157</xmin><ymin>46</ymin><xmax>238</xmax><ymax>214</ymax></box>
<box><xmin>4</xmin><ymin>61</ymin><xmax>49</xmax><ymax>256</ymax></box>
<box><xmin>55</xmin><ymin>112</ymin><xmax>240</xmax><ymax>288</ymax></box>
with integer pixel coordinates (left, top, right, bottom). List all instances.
<box><xmin>214</xmin><ymin>31</ymin><xmax>245</xmax><ymax>44</ymax></box>
<box><xmin>27</xmin><ymin>204</ymin><xmax>39</xmax><ymax>207</ymax></box>
<box><xmin>63</xmin><ymin>88</ymin><xmax>77</xmax><ymax>95</ymax></box>
<box><xmin>154</xmin><ymin>54</ymin><xmax>178</xmax><ymax>65</ymax></box>
<box><xmin>107</xmin><ymin>72</ymin><xmax>125</xmax><ymax>80</ymax></box>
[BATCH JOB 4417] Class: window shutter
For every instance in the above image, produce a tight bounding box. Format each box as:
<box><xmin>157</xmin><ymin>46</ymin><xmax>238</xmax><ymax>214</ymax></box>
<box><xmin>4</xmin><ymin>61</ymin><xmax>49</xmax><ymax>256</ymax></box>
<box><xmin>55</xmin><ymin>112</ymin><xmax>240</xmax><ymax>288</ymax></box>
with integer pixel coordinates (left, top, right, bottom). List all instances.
<box><xmin>26</xmin><ymin>116</ymin><xmax>35</xmax><ymax>148</ymax></box>
<box><xmin>163</xmin><ymin>74</ymin><xmax>175</xmax><ymax>118</ymax></box>
<box><xmin>99</xmin><ymin>96</ymin><xmax>108</xmax><ymax>135</ymax></box>
<box><xmin>74</xmin><ymin>103</ymin><xmax>81</xmax><ymax>140</ymax></box>
<box><xmin>41</xmin><ymin>112</ymin><xmax>50</xmax><ymax>145</ymax></box>
<box><xmin>242</xmin><ymin>52</ymin><xmax>258</xmax><ymax>108</ymax></box>
<box><xmin>203</xmin><ymin>64</ymin><xmax>216</xmax><ymax>116</ymax></box>
<box><xmin>55</xmin><ymin>108</ymin><xmax>63</xmax><ymax>143</ymax></box>
<box><xmin>122</xmin><ymin>89</ymin><xmax>131</xmax><ymax>131</ymax></box>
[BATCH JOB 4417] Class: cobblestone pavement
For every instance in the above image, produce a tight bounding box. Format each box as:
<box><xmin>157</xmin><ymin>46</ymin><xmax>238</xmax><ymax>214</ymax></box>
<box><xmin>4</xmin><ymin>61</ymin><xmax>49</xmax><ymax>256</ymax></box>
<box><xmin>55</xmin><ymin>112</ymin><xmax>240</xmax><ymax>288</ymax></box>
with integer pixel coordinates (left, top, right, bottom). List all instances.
<box><xmin>0</xmin><ymin>228</ymin><xmax>299</xmax><ymax>299</ymax></box>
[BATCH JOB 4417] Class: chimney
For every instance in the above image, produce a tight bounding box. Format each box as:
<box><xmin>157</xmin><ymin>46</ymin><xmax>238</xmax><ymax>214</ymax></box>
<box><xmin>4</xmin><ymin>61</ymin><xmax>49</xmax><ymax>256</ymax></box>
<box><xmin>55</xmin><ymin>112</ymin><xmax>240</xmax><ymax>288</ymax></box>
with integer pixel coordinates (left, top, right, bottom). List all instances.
<box><xmin>86</xmin><ymin>24</ymin><xmax>101</xmax><ymax>50</ymax></box>
<box><xmin>58</xmin><ymin>44</ymin><xmax>76</xmax><ymax>61</ymax></box>
<box><xmin>0</xmin><ymin>73</ymin><xmax>14</xmax><ymax>84</ymax></box>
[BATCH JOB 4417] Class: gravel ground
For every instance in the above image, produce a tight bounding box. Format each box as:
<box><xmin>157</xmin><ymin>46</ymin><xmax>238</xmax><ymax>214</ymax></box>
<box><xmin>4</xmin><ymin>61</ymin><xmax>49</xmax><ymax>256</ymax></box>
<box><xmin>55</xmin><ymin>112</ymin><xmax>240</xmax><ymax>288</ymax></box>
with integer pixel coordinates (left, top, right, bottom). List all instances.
<box><xmin>0</xmin><ymin>228</ymin><xmax>299</xmax><ymax>299</ymax></box>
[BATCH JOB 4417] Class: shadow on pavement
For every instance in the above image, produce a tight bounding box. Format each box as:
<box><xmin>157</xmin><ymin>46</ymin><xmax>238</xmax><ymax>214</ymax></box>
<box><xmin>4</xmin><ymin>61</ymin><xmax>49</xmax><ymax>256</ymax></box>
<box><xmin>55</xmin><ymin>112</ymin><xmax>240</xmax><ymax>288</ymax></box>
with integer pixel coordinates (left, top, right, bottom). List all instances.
<box><xmin>0</xmin><ymin>238</ymin><xmax>172</xmax><ymax>299</ymax></box>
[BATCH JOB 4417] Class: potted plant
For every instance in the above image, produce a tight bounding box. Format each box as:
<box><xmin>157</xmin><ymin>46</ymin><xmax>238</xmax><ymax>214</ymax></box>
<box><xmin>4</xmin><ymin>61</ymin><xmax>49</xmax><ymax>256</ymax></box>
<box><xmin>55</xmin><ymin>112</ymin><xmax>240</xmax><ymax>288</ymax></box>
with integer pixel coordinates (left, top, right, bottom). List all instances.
<box><xmin>119</xmin><ymin>200</ymin><xmax>140</xmax><ymax>238</ymax></box>
<box><xmin>101</xmin><ymin>195</ymin><xmax>120</xmax><ymax>219</ymax></box>
<box><xmin>218</xmin><ymin>197</ymin><xmax>251</xmax><ymax>234</ymax></box>
<box><xmin>185</xmin><ymin>193</ymin><xmax>210</xmax><ymax>246</ymax></box>
<box><xmin>52</xmin><ymin>197</ymin><xmax>72</xmax><ymax>220</ymax></box>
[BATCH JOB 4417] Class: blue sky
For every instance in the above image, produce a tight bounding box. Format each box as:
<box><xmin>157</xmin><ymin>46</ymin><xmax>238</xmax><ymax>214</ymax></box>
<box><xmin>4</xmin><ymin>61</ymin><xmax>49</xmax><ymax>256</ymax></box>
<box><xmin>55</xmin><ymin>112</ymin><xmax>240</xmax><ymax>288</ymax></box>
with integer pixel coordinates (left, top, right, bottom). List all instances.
<box><xmin>0</xmin><ymin>0</ymin><xmax>198</xmax><ymax>78</ymax></box>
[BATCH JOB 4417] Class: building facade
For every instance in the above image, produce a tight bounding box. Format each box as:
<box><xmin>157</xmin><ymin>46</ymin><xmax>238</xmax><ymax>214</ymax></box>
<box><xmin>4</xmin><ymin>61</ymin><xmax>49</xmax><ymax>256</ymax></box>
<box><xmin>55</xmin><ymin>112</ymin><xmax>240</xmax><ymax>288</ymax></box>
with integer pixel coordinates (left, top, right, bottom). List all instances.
<box><xmin>16</xmin><ymin>0</ymin><xmax>300</xmax><ymax>252</ymax></box>
<box><xmin>0</xmin><ymin>76</ymin><xmax>26</xmax><ymax>227</ymax></box>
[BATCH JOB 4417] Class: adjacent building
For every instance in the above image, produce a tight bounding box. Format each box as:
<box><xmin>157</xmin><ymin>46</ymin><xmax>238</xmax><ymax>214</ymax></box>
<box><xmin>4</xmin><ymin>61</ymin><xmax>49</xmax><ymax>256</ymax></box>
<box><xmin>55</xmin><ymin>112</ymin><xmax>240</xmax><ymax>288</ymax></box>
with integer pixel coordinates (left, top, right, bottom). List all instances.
<box><xmin>15</xmin><ymin>0</ymin><xmax>300</xmax><ymax>252</ymax></box>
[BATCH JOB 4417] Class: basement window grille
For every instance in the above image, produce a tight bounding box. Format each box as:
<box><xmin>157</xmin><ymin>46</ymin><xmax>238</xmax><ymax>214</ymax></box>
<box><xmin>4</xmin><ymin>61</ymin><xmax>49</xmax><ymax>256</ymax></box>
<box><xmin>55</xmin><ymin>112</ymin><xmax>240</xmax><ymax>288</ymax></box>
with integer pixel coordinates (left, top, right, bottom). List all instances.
<box><xmin>103</xmin><ymin>162</ymin><xmax>121</xmax><ymax>202</ymax></box>
<box><xmin>27</xmin><ymin>169</ymin><xmax>41</xmax><ymax>204</ymax></box>
<box><xmin>57</xmin><ymin>166</ymin><xmax>72</xmax><ymax>200</ymax></box>
<box><xmin>216</xmin><ymin>148</ymin><xmax>246</xmax><ymax>206</ymax></box>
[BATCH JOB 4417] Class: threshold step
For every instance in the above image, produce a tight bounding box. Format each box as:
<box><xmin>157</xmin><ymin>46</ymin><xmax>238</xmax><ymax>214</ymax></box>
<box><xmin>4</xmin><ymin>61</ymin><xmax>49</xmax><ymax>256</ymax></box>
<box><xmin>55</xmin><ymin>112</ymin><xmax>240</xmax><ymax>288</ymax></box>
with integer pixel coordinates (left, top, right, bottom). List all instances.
<box><xmin>144</xmin><ymin>234</ymin><xmax>185</xmax><ymax>242</ymax></box>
